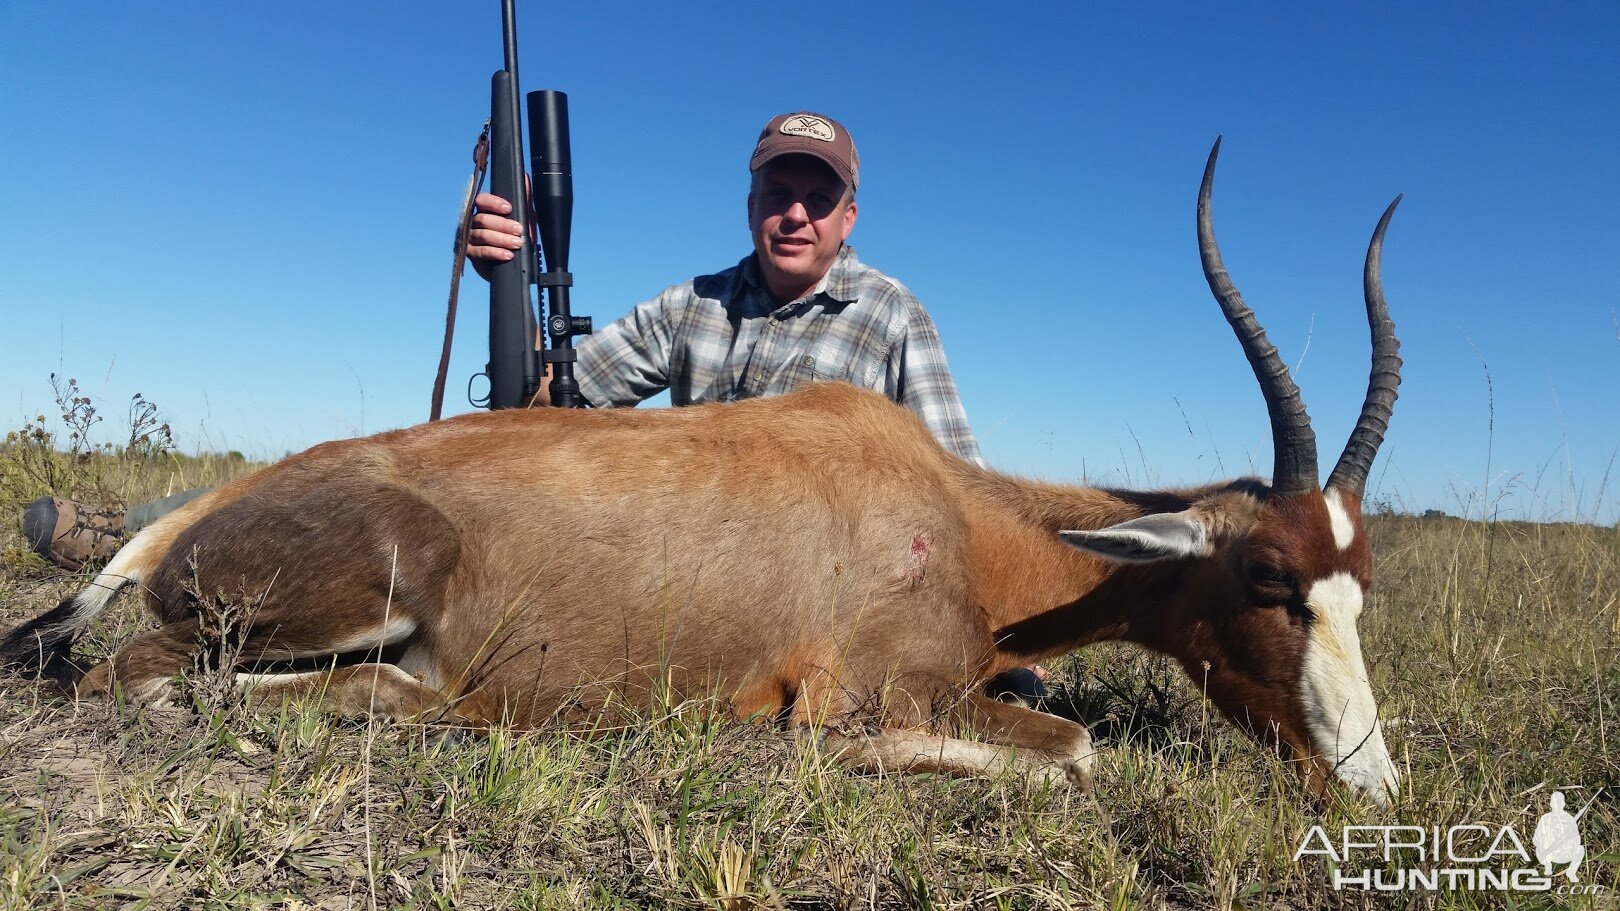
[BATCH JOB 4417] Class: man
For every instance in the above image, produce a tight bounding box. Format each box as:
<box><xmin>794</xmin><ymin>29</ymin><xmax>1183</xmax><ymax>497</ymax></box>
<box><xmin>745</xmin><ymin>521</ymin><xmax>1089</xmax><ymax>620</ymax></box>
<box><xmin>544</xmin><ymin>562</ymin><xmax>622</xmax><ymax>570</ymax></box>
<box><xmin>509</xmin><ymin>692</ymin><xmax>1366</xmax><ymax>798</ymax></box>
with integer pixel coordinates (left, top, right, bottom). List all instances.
<box><xmin>468</xmin><ymin>111</ymin><xmax>979</xmax><ymax>462</ymax></box>
<box><xmin>22</xmin><ymin>111</ymin><xmax>1046</xmax><ymax>702</ymax></box>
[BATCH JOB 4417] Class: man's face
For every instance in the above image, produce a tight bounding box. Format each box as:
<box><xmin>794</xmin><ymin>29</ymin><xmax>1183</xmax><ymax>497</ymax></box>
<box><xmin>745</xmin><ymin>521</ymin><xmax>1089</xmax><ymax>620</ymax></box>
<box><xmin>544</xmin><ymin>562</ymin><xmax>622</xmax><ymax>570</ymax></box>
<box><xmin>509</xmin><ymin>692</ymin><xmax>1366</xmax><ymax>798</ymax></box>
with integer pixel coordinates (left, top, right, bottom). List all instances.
<box><xmin>748</xmin><ymin>155</ymin><xmax>857</xmax><ymax>303</ymax></box>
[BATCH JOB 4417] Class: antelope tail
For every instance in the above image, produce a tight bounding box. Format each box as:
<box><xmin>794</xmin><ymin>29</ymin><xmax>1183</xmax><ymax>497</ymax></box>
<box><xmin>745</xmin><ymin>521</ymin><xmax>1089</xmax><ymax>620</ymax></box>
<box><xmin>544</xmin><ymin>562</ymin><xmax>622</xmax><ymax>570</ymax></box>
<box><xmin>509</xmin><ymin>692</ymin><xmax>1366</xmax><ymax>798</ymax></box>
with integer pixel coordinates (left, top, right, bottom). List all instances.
<box><xmin>0</xmin><ymin>525</ymin><xmax>166</xmax><ymax>686</ymax></box>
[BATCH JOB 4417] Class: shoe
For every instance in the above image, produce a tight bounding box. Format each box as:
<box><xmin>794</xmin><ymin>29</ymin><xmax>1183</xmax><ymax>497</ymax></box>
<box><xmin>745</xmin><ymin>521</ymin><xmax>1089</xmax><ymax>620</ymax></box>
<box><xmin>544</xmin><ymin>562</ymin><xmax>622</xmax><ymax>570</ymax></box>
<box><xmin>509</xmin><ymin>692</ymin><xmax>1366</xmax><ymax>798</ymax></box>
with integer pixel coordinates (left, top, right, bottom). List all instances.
<box><xmin>21</xmin><ymin>496</ymin><xmax>126</xmax><ymax>571</ymax></box>
<box><xmin>985</xmin><ymin>666</ymin><xmax>1050</xmax><ymax>710</ymax></box>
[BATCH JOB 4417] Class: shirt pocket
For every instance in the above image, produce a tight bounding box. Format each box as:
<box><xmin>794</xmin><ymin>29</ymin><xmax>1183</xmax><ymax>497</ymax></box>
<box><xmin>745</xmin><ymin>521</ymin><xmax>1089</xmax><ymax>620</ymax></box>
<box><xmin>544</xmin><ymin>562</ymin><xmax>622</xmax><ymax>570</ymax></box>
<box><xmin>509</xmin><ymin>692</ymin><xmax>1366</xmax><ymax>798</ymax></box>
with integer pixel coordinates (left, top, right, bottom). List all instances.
<box><xmin>782</xmin><ymin>345</ymin><xmax>874</xmax><ymax>390</ymax></box>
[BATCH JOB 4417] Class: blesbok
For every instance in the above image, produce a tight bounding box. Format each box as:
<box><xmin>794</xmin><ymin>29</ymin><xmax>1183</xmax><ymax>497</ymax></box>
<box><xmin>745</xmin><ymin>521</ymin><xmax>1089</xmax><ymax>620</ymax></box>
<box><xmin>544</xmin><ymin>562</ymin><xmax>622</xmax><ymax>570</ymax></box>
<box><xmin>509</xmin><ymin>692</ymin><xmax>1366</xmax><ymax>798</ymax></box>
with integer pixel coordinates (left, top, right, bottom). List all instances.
<box><xmin>2</xmin><ymin>141</ymin><xmax>1403</xmax><ymax>802</ymax></box>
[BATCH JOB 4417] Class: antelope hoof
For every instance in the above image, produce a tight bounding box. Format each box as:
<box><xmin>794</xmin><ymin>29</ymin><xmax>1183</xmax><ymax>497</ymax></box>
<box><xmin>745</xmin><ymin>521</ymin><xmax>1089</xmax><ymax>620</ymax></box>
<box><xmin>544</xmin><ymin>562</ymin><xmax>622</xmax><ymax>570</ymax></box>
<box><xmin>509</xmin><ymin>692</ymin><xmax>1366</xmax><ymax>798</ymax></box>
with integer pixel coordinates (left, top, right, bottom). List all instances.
<box><xmin>1031</xmin><ymin>758</ymin><xmax>1094</xmax><ymax>792</ymax></box>
<box><xmin>1035</xmin><ymin>722</ymin><xmax>1097</xmax><ymax>792</ymax></box>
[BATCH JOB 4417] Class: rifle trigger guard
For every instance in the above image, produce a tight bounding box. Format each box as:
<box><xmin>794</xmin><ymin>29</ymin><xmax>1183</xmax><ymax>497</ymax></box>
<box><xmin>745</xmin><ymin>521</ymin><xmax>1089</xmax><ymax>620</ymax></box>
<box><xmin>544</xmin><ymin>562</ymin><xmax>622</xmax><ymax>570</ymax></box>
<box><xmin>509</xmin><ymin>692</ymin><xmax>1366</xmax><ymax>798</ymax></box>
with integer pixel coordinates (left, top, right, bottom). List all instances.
<box><xmin>535</xmin><ymin>271</ymin><xmax>573</xmax><ymax>288</ymax></box>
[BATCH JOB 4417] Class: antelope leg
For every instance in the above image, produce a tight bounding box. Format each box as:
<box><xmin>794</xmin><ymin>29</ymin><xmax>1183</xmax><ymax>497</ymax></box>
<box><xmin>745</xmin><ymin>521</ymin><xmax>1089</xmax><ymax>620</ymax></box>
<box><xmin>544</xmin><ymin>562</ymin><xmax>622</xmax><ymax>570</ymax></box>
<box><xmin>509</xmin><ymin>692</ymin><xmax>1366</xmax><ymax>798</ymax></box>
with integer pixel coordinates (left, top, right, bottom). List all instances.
<box><xmin>239</xmin><ymin>663</ymin><xmax>490</xmax><ymax>726</ymax></box>
<box><xmin>821</xmin><ymin>694</ymin><xmax>1095</xmax><ymax>789</ymax></box>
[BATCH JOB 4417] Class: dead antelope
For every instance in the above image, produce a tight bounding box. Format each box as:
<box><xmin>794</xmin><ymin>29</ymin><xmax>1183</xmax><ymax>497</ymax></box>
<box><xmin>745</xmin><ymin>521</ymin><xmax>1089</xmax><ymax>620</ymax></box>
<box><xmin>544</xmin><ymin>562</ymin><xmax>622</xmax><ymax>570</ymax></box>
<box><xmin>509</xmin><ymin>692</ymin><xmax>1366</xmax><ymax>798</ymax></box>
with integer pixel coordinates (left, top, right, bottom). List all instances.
<box><xmin>2</xmin><ymin>141</ymin><xmax>1403</xmax><ymax>803</ymax></box>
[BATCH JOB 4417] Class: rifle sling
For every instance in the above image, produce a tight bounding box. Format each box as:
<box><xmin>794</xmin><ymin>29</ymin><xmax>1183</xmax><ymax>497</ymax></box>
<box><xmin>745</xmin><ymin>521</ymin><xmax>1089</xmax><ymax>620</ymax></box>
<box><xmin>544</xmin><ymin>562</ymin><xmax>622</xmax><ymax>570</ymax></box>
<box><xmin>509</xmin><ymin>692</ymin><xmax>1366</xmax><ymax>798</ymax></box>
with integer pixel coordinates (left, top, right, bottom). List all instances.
<box><xmin>431</xmin><ymin>121</ymin><xmax>492</xmax><ymax>422</ymax></box>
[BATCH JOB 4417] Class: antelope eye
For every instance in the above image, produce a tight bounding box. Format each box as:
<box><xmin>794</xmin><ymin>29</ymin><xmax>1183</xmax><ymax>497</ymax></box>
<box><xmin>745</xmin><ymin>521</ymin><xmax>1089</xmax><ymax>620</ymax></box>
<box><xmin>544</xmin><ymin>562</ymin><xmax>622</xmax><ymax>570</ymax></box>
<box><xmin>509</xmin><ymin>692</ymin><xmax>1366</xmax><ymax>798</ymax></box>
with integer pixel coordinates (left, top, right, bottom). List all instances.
<box><xmin>1245</xmin><ymin>563</ymin><xmax>1297</xmax><ymax>601</ymax></box>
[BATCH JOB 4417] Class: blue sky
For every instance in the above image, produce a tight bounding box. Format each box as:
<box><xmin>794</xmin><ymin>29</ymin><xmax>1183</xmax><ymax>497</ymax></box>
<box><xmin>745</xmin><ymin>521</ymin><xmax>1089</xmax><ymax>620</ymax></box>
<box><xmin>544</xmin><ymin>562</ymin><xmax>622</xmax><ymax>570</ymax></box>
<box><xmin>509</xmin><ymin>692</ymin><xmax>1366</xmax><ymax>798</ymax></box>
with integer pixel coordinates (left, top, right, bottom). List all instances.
<box><xmin>2</xmin><ymin>2</ymin><xmax>1616</xmax><ymax>523</ymax></box>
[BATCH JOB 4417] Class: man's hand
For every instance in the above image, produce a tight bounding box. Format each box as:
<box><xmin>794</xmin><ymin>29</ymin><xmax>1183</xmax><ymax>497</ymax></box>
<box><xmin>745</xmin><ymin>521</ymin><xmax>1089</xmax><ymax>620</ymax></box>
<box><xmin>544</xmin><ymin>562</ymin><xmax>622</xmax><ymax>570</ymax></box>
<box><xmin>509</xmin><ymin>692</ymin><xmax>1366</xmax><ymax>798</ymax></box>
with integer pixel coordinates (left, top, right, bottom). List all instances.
<box><xmin>468</xmin><ymin>192</ymin><xmax>525</xmax><ymax>280</ymax></box>
<box><xmin>471</xmin><ymin>187</ymin><xmax>556</xmax><ymax>403</ymax></box>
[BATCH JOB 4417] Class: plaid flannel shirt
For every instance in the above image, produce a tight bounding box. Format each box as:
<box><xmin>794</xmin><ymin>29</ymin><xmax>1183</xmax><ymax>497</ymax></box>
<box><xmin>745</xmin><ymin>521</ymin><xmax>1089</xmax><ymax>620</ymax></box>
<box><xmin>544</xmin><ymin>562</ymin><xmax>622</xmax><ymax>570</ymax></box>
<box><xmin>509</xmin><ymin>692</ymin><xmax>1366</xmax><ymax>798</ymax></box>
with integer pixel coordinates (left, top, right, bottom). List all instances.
<box><xmin>575</xmin><ymin>245</ymin><xmax>982</xmax><ymax>463</ymax></box>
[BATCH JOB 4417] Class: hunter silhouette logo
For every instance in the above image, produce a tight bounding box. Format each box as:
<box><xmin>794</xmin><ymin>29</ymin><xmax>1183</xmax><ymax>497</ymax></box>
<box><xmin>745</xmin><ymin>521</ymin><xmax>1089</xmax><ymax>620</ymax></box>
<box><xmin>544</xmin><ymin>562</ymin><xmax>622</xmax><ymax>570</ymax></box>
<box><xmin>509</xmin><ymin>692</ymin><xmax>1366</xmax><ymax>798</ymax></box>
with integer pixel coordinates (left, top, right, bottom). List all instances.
<box><xmin>1533</xmin><ymin>790</ymin><xmax>1593</xmax><ymax>881</ymax></box>
<box><xmin>780</xmin><ymin>115</ymin><xmax>836</xmax><ymax>142</ymax></box>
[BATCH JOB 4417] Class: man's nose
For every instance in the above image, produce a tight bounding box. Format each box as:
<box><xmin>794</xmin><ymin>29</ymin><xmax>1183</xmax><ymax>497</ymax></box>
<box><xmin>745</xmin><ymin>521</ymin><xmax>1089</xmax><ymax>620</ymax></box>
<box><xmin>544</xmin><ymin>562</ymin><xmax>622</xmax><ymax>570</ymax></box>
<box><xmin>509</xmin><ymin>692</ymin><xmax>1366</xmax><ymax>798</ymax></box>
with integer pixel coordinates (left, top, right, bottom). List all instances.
<box><xmin>783</xmin><ymin>200</ymin><xmax>810</xmax><ymax>224</ymax></box>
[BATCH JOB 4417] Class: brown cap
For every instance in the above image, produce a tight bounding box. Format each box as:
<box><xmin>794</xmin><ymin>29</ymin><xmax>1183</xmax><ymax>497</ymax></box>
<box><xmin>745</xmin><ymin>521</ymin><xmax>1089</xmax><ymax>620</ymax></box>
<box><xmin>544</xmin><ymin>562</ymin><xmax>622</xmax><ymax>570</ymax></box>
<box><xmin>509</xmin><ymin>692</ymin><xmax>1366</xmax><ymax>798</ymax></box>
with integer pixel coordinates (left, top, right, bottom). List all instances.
<box><xmin>749</xmin><ymin>111</ymin><xmax>860</xmax><ymax>189</ymax></box>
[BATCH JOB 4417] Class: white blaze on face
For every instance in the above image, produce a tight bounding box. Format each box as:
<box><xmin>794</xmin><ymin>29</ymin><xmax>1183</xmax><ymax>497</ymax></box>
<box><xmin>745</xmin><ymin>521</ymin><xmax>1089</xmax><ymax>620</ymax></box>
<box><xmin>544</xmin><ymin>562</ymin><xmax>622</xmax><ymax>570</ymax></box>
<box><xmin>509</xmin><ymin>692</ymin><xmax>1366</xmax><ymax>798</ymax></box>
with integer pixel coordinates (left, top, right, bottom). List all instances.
<box><xmin>1325</xmin><ymin>488</ymin><xmax>1357</xmax><ymax>552</ymax></box>
<box><xmin>1300</xmin><ymin>571</ymin><xmax>1399</xmax><ymax>803</ymax></box>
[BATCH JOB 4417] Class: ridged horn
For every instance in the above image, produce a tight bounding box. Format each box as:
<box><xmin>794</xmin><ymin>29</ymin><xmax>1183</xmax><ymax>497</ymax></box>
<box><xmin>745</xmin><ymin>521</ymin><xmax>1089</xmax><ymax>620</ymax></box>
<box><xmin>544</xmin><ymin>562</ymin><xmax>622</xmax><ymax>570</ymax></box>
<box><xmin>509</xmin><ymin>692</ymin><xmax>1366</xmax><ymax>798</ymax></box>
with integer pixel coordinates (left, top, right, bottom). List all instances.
<box><xmin>1325</xmin><ymin>196</ymin><xmax>1404</xmax><ymax>496</ymax></box>
<box><xmin>1197</xmin><ymin>137</ymin><xmax>1319</xmax><ymax>496</ymax></box>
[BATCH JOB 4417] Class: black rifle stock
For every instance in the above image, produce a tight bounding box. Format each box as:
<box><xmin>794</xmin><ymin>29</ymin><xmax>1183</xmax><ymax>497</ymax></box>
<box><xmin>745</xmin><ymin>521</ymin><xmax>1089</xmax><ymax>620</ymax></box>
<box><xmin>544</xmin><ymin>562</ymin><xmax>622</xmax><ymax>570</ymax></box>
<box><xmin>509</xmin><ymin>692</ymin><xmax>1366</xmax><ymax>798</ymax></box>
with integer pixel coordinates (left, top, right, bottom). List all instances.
<box><xmin>483</xmin><ymin>0</ymin><xmax>589</xmax><ymax>410</ymax></box>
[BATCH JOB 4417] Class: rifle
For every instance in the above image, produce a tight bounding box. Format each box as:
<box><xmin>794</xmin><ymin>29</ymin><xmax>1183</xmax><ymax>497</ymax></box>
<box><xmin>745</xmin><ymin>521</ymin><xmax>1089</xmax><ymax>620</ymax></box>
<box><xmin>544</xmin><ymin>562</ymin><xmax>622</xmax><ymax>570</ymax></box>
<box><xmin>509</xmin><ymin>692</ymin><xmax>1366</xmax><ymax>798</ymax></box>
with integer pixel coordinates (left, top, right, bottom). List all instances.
<box><xmin>484</xmin><ymin>0</ymin><xmax>590</xmax><ymax>410</ymax></box>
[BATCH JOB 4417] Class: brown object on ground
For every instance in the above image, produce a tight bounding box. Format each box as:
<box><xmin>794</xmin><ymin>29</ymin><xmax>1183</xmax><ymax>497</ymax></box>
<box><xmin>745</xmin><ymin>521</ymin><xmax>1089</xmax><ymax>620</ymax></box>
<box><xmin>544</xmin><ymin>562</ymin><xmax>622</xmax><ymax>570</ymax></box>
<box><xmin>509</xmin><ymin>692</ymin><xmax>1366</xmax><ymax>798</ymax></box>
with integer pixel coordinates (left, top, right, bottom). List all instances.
<box><xmin>21</xmin><ymin>496</ymin><xmax>125</xmax><ymax>571</ymax></box>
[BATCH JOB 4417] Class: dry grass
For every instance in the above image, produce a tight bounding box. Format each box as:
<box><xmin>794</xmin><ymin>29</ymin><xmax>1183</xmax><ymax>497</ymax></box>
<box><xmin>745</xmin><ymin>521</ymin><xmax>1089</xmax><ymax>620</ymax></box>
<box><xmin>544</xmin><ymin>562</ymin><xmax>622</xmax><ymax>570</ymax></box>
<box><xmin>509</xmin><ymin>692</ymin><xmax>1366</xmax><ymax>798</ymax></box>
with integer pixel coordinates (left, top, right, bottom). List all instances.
<box><xmin>0</xmin><ymin>395</ymin><xmax>1616</xmax><ymax>908</ymax></box>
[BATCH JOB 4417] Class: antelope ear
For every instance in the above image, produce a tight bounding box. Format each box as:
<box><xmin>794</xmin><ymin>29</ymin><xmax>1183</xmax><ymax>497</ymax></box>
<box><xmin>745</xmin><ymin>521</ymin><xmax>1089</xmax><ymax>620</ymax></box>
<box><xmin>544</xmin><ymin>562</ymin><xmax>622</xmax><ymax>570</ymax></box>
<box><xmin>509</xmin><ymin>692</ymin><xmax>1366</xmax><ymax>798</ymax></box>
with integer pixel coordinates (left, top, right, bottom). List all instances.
<box><xmin>1059</xmin><ymin>511</ymin><xmax>1211</xmax><ymax>563</ymax></box>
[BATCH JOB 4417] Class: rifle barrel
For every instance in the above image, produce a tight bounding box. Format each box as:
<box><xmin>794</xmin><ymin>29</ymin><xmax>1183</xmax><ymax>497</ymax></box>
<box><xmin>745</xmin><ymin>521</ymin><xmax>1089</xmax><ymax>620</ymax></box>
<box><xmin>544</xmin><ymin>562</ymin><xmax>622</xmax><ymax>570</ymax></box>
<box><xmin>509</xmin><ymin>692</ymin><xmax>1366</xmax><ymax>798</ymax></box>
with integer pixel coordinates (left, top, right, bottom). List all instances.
<box><xmin>485</xmin><ymin>2</ymin><xmax>538</xmax><ymax>409</ymax></box>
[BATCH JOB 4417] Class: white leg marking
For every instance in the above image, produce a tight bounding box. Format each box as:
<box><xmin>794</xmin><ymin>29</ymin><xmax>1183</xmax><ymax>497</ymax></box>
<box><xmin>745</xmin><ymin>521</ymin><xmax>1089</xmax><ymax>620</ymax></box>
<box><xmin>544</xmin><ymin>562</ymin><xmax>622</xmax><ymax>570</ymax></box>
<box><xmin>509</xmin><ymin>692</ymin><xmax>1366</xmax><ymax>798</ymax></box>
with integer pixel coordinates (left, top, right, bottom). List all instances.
<box><xmin>1324</xmin><ymin>489</ymin><xmax>1357</xmax><ymax>552</ymax></box>
<box><xmin>397</xmin><ymin>645</ymin><xmax>442</xmax><ymax>691</ymax></box>
<box><xmin>245</xmin><ymin>617</ymin><xmax>419</xmax><ymax>662</ymax></box>
<box><xmin>237</xmin><ymin>668</ymin><xmax>337</xmax><ymax>690</ymax></box>
<box><xmin>326</xmin><ymin>617</ymin><xmax>418</xmax><ymax>655</ymax></box>
<box><xmin>126</xmin><ymin>675</ymin><xmax>177</xmax><ymax>707</ymax></box>
<box><xmin>825</xmin><ymin>725</ymin><xmax>1094</xmax><ymax>788</ymax></box>
<box><xmin>1301</xmin><ymin>571</ymin><xmax>1399</xmax><ymax>803</ymax></box>
<box><xmin>237</xmin><ymin>664</ymin><xmax>437</xmax><ymax>719</ymax></box>
<box><xmin>237</xmin><ymin>664</ymin><xmax>422</xmax><ymax>690</ymax></box>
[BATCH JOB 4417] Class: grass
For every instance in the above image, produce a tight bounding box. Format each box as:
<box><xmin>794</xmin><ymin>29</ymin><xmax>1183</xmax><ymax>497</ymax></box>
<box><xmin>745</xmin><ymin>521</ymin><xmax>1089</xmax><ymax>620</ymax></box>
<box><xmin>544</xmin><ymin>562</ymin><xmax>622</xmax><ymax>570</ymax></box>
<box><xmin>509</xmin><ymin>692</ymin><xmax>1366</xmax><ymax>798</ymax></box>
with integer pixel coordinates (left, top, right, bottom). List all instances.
<box><xmin>0</xmin><ymin>390</ymin><xmax>1616</xmax><ymax>908</ymax></box>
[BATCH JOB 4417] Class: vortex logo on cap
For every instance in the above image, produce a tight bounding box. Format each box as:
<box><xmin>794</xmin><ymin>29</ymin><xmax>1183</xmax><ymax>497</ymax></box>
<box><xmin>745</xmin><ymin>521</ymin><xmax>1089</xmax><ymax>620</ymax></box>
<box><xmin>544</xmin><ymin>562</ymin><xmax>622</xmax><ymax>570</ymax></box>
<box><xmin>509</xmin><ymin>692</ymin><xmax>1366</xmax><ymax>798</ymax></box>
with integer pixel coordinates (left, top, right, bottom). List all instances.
<box><xmin>780</xmin><ymin>115</ymin><xmax>836</xmax><ymax>142</ymax></box>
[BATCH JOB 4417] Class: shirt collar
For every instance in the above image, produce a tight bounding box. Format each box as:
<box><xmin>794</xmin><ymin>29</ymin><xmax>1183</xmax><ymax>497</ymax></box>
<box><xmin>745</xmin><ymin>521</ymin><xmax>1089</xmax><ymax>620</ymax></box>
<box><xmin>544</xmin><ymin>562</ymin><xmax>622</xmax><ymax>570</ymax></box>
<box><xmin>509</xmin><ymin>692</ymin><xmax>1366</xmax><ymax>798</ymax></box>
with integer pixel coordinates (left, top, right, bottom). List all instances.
<box><xmin>736</xmin><ymin>245</ymin><xmax>861</xmax><ymax>313</ymax></box>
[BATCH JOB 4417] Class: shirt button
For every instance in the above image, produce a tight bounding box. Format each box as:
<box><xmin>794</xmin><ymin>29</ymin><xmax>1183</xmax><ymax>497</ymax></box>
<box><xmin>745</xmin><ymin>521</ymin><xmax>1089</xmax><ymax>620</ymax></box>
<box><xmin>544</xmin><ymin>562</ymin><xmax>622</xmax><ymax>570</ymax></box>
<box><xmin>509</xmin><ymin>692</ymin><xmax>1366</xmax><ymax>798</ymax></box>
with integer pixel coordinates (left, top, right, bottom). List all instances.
<box><xmin>801</xmin><ymin>356</ymin><xmax>814</xmax><ymax>367</ymax></box>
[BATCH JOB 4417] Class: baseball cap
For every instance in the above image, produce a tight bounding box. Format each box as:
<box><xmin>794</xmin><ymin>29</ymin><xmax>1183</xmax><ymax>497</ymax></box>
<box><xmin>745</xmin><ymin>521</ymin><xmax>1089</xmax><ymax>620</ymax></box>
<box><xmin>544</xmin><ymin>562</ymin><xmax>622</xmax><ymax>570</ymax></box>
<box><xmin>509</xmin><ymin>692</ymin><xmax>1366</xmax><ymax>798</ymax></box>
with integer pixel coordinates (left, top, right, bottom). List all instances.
<box><xmin>749</xmin><ymin>112</ymin><xmax>860</xmax><ymax>189</ymax></box>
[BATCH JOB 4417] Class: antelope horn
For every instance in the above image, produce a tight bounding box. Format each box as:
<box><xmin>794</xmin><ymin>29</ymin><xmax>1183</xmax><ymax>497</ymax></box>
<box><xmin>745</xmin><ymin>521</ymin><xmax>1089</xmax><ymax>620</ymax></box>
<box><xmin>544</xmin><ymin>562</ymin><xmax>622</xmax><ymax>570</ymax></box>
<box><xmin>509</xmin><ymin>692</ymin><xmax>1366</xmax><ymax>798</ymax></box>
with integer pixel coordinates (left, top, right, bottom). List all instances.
<box><xmin>1325</xmin><ymin>196</ymin><xmax>1404</xmax><ymax>496</ymax></box>
<box><xmin>1197</xmin><ymin>137</ymin><xmax>1319</xmax><ymax>496</ymax></box>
